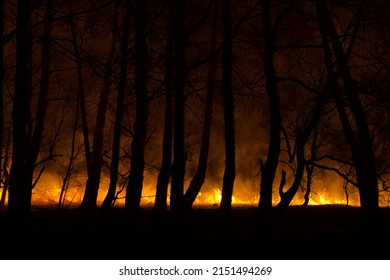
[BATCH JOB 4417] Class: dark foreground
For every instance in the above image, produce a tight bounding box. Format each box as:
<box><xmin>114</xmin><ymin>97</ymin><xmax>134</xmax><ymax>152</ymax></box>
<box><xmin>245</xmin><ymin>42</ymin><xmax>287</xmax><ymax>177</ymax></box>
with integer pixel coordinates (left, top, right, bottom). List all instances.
<box><xmin>0</xmin><ymin>205</ymin><xmax>389</xmax><ymax>260</ymax></box>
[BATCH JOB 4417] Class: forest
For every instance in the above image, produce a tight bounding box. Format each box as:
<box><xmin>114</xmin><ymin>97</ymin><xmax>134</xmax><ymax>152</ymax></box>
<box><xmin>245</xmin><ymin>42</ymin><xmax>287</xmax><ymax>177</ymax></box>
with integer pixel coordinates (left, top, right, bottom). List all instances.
<box><xmin>0</xmin><ymin>0</ymin><xmax>389</xmax><ymax>259</ymax></box>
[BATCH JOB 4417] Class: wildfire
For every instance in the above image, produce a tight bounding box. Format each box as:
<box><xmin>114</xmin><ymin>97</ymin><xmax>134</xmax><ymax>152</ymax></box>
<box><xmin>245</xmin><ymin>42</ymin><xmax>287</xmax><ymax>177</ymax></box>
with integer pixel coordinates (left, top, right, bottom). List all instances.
<box><xmin>21</xmin><ymin>180</ymin><xmax>361</xmax><ymax>209</ymax></box>
<box><xmin>0</xmin><ymin>172</ymin><xmax>369</xmax><ymax>208</ymax></box>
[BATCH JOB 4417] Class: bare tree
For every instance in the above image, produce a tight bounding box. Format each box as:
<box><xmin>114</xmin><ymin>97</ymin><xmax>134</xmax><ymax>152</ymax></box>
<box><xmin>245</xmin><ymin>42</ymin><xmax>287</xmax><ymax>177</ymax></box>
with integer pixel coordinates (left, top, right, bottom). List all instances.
<box><xmin>8</xmin><ymin>0</ymin><xmax>53</xmax><ymax>216</ymax></box>
<box><xmin>154</xmin><ymin>1</ymin><xmax>175</xmax><ymax>212</ymax></box>
<box><xmin>219</xmin><ymin>0</ymin><xmax>236</xmax><ymax>215</ymax></box>
<box><xmin>170</xmin><ymin>0</ymin><xmax>187</xmax><ymax>213</ymax></box>
<box><xmin>67</xmin><ymin>0</ymin><xmax>93</xmax><ymax>212</ymax></box>
<box><xmin>316</xmin><ymin>0</ymin><xmax>379</xmax><ymax>220</ymax></box>
<box><xmin>258</xmin><ymin>0</ymin><xmax>292</xmax><ymax>213</ymax></box>
<box><xmin>183</xmin><ymin>0</ymin><xmax>218</xmax><ymax>210</ymax></box>
<box><xmin>125</xmin><ymin>0</ymin><xmax>150</xmax><ymax>213</ymax></box>
<box><xmin>101</xmin><ymin>0</ymin><xmax>132</xmax><ymax>211</ymax></box>
<box><xmin>79</xmin><ymin>1</ymin><xmax>119</xmax><ymax>213</ymax></box>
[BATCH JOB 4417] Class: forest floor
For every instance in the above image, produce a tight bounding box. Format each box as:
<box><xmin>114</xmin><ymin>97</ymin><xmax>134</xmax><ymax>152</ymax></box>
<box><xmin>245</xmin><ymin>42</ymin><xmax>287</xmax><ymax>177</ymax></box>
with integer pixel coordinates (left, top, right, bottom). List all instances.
<box><xmin>0</xmin><ymin>205</ymin><xmax>389</xmax><ymax>260</ymax></box>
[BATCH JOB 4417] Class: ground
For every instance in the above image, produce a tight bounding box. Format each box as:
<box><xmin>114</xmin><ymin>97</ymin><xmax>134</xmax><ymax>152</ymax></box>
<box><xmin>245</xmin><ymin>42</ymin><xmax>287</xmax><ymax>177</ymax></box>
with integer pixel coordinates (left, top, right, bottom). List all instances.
<box><xmin>0</xmin><ymin>205</ymin><xmax>389</xmax><ymax>260</ymax></box>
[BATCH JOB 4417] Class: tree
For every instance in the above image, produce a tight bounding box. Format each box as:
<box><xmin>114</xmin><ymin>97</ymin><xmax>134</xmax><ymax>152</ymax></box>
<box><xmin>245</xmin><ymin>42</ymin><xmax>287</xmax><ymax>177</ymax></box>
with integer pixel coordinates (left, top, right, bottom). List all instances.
<box><xmin>183</xmin><ymin>0</ymin><xmax>218</xmax><ymax>210</ymax></box>
<box><xmin>79</xmin><ymin>1</ymin><xmax>119</xmax><ymax>213</ymax></box>
<box><xmin>125</xmin><ymin>0</ymin><xmax>150</xmax><ymax>213</ymax></box>
<box><xmin>219</xmin><ymin>0</ymin><xmax>236</xmax><ymax>215</ymax></box>
<box><xmin>258</xmin><ymin>0</ymin><xmax>291</xmax><ymax>213</ymax></box>
<box><xmin>170</xmin><ymin>0</ymin><xmax>187</xmax><ymax>213</ymax></box>
<box><xmin>67</xmin><ymin>0</ymin><xmax>94</xmax><ymax>212</ymax></box>
<box><xmin>153</xmin><ymin>1</ymin><xmax>175</xmax><ymax>212</ymax></box>
<box><xmin>316</xmin><ymin>0</ymin><xmax>379</xmax><ymax>220</ymax></box>
<box><xmin>8</xmin><ymin>0</ymin><xmax>53</xmax><ymax>216</ymax></box>
<box><xmin>101</xmin><ymin>0</ymin><xmax>132</xmax><ymax>211</ymax></box>
<box><xmin>8</xmin><ymin>0</ymin><xmax>33</xmax><ymax>216</ymax></box>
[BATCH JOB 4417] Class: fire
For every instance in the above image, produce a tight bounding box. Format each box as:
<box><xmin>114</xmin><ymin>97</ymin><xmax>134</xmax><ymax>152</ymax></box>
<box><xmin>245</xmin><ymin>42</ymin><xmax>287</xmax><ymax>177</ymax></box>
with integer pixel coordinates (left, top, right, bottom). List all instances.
<box><xmin>0</xmin><ymin>173</ymin><xmax>369</xmax><ymax>208</ymax></box>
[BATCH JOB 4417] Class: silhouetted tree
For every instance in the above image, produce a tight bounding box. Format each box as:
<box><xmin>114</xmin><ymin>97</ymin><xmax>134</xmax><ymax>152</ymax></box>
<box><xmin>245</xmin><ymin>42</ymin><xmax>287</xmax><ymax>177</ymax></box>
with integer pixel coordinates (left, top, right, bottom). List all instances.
<box><xmin>58</xmin><ymin>97</ymin><xmax>80</xmax><ymax>210</ymax></box>
<box><xmin>8</xmin><ymin>0</ymin><xmax>33</xmax><ymax>216</ymax></box>
<box><xmin>8</xmin><ymin>0</ymin><xmax>53</xmax><ymax>216</ymax></box>
<box><xmin>170</xmin><ymin>0</ymin><xmax>187</xmax><ymax>213</ymax></box>
<box><xmin>316</xmin><ymin>0</ymin><xmax>379</xmax><ymax>220</ymax></box>
<box><xmin>219</xmin><ymin>0</ymin><xmax>236</xmax><ymax>215</ymax></box>
<box><xmin>125</xmin><ymin>0</ymin><xmax>150</xmax><ymax>213</ymax></box>
<box><xmin>277</xmin><ymin>93</ymin><xmax>328</xmax><ymax>212</ymax></box>
<box><xmin>258</xmin><ymin>0</ymin><xmax>290</xmax><ymax>213</ymax></box>
<box><xmin>183</xmin><ymin>0</ymin><xmax>218</xmax><ymax>210</ymax></box>
<box><xmin>68</xmin><ymin>1</ymin><xmax>94</xmax><ymax>212</ymax></box>
<box><xmin>154</xmin><ymin>1</ymin><xmax>175</xmax><ymax>212</ymax></box>
<box><xmin>101</xmin><ymin>0</ymin><xmax>132</xmax><ymax>211</ymax></box>
<box><xmin>80</xmin><ymin>2</ymin><xmax>119</xmax><ymax>213</ymax></box>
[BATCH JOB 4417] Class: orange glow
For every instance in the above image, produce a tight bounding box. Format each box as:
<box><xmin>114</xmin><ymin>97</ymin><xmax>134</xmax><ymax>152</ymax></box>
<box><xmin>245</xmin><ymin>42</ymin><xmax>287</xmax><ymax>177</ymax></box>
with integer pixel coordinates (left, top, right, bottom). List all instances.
<box><xmin>4</xmin><ymin>172</ymin><xmax>387</xmax><ymax>208</ymax></box>
<box><xmin>19</xmin><ymin>174</ymin><xmax>366</xmax><ymax>209</ymax></box>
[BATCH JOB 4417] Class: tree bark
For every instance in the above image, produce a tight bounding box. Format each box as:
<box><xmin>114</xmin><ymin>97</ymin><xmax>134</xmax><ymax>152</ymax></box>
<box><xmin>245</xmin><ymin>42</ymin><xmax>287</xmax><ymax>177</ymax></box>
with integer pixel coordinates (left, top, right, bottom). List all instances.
<box><xmin>68</xmin><ymin>0</ymin><xmax>94</xmax><ymax>211</ymax></box>
<box><xmin>84</xmin><ymin>3</ymin><xmax>119</xmax><ymax>212</ymax></box>
<box><xmin>125</xmin><ymin>0</ymin><xmax>149</xmax><ymax>213</ymax></box>
<box><xmin>8</xmin><ymin>0</ymin><xmax>33</xmax><ymax>216</ymax></box>
<box><xmin>101</xmin><ymin>0</ymin><xmax>132</xmax><ymax>211</ymax></box>
<box><xmin>154</xmin><ymin>1</ymin><xmax>175</xmax><ymax>212</ymax></box>
<box><xmin>258</xmin><ymin>0</ymin><xmax>282</xmax><ymax>212</ymax></box>
<box><xmin>170</xmin><ymin>0</ymin><xmax>187</xmax><ymax>213</ymax></box>
<box><xmin>220</xmin><ymin>0</ymin><xmax>236</xmax><ymax>215</ymax></box>
<box><xmin>317</xmin><ymin>0</ymin><xmax>378</xmax><ymax>219</ymax></box>
<box><xmin>183</xmin><ymin>0</ymin><xmax>218</xmax><ymax>210</ymax></box>
<box><xmin>58</xmin><ymin>99</ymin><xmax>79</xmax><ymax>210</ymax></box>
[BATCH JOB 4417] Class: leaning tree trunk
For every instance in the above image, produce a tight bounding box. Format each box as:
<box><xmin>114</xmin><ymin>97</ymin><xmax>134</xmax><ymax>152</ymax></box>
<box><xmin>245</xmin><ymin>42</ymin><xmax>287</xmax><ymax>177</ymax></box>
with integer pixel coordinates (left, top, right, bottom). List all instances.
<box><xmin>317</xmin><ymin>0</ymin><xmax>378</xmax><ymax>219</ymax></box>
<box><xmin>69</xmin><ymin>0</ymin><xmax>93</xmax><ymax>212</ymax></box>
<box><xmin>84</xmin><ymin>4</ymin><xmax>119</xmax><ymax>212</ymax></box>
<box><xmin>170</xmin><ymin>0</ymin><xmax>187</xmax><ymax>214</ymax></box>
<box><xmin>8</xmin><ymin>0</ymin><xmax>33</xmax><ymax>216</ymax></box>
<box><xmin>220</xmin><ymin>0</ymin><xmax>236</xmax><ymax>215</ymax></box>
<box><xmin>277</xmin><ymin>92</ymin><xmax>326</xmax><ymax>212</ymax></box>
<box><xmin>24</xmin><ymin>0</ymin><xmax>53</xmax><ymax>200</ymax></box>
<box><xmin>125</xmin><ymin>0</ymin><xmax>149</xmax><ymax>213</ymax></box>
<box><xmin>258</xmin><ymin>0</ymin><xmax>282</xmax><ymax>213</ymax></box>
<box><xmin>101</xmin><ymin>0</ymin><xmax>132</xmax><ymax>211</ymax></box>
<box><xmin>154</xmin><ymin>1</ymin><xmax>175</xmax><ymax>212</ymax></box>
<box><xmin>183</xmin><ymin>0</ymin><xmax>218</xmax><ymax>210</ymax></box>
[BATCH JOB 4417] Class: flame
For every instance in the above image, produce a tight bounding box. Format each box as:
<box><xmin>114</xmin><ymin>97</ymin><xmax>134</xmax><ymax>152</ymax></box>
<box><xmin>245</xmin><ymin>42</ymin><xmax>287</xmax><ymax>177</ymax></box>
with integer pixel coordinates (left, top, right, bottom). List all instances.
<box><xmin>1</xmin><ymin>173</ymin><xmax>381</xmax><ymax>208</ymax></box>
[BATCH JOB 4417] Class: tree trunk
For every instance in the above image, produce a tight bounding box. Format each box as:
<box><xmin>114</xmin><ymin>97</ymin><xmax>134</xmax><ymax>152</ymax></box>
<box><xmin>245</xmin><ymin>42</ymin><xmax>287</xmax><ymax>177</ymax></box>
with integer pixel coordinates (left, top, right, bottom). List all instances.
<box><xmin>125</xmin><ymin>0</ymin><xmax>149</xmax><ymax>213</ymax></box>
<box><xmin>24</xmin><ymin>0</ymin><xmax>53</xmax><ymax>197</ymax></box>
<box><xmin>58</xmin><ymin>101</ymin><xmax>79</xmax><ymax>211</ymax></box>
<box><xmin>220</xmin><ymin>0</ymin><xmax>236</xmax><ymax>215</ymax></box>
<box><xmin>84</xmin><ymin>4</ymin><xmax>119</xmax><ymax>212</ymax></box>
<box><xmin>8</xmin><ymin>0</ymin><xmax>33</xmax><ymax>216</ymax></box>
<box><xmin>70</xmin><ymin>0</ymin><xmax>93</xmax><ymax>212</ymax></box>
<box><xmin>154</xmin><ymin>1</ymin><xmax>175</xmax><ymax>212</ymax></box>
<box><xmin>258</xmin><ymin>0</ymin><xmax>282</xmax><ymax>212</ymax></box>
<box><xmin>277</xmin><ymin>78</ymin><xmax>330</xmax><ymax>212</ymax></box>
<box><xmin>183</xmin><ymin>0</ymin><xmax>218</xmax><ymax>210</ymax></box>
<box><xmin>317</xmin><ymin>0</ymin><xmax>378</xmax><ymax>219</ymax></box>
<box><xmin>101</xmin><ymin>0</ymin><xmax>132</xmax><ymax>211</ymax></box>
<box><xmin>170</xmin><ymin>0</ymin><xmax>187</xmax><ymax>213</ymax></box>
